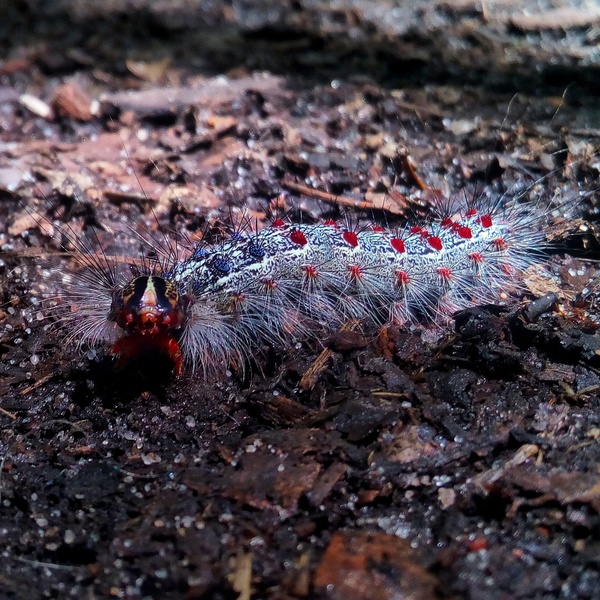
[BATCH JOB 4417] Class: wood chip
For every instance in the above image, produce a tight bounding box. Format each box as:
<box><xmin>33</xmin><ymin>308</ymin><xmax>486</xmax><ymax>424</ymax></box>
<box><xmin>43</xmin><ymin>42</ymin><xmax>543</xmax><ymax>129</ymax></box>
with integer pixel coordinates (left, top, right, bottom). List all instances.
<box><xmin>19</xmin><ymin>94</ymin><xmax>54</xmax><ymax>120</ymax></box>
<box><xmin>52</xmin><ymin>83</ymin><xmax>94</xmax><ymax>121</ymax></box>
<box><xmin>314</xmin><ymin>531</ymin><xmax>438</xmax><ymax>600</ymax></box>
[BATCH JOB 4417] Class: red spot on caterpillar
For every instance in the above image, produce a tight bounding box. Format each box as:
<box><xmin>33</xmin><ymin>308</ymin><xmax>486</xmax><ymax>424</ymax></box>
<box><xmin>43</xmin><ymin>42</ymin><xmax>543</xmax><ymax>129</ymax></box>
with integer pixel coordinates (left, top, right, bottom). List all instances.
<box><xmin>437</xmin><ymin>267</ymin><xmax>452</xmax><ymax>281</ymax></box>
<box><xmin>371</xmin><ymin>225</ymin><xmax>385</xmax><ymax>232</ymax></box>
<box><xmin>272</xmin><ymin>219</ymin><xmax>286</xmax><ymax>227</ymax></box>
<box><xmin>465</xmin><ymin>208</ymin><xmax>478</xmax><ymax>217</ymax></box>
<box><xmin>457</xmin><ymin>226</ymin><xmax>472</xmax><ymax>239</ymax></box>
<box><xmin>229</xmin><ymin>291</ymin><xmax>245</xmax><ymax>305</ymax></box>
<box><xmin>441</xmin><ymin>218</ymin><xmax>454</xmax><ymax>228</ymax></box>
<box><xmin>303</xmin><ymin>265</ymin><xmax>318</xmax><ymax>279</ymax></box>
<box><xmin>343</xmin><ymin>231</ymin><xmax>359</xmax><ymax>247</ymax></box>
<box><xmin>492</xmin><ymin>238</ymin><xmax>508</xmax><ymax>251</ymax></box>
<box><xmin>348</xmin><ymin>264</ymin><xmax>362</xmax><ymax>279</ymax></box>
<box><xmin>390</xmin><ymin>238</ymin><xmax>406</xmax><ymax>253</ymax></box>
<box><xmin>262</xmin><ymin>278</ymin><xmax>278</xmax><ymax>291</ymax></box>
<box><xmin>396</xmin><ymin>270</ymin><xmax>410</xmax><ymax>285</ymax></box>
<box><xmin>324</xmin><ymin>219</ymin><xmax>337</xmax><ymax>226</ymax></box>
<box><xmin>469</xmin><ymin>252</ymin><xmax>484</xmax><ymax>263</ymax></box>
<box><xmin>428</xmin><ymin>236</ymin><xmax>443</xmax><ymax>251</ymax></box>
<box><xmin>410</xmin><ymin>225</ymin><xmax>423</xmax><ymax>234</ymax></box>
<box><xmin>290</xmin><ymin>229</ymin><xmax>307</xmax><ymax>246</ymax></box>
<box><xmin>479</xmin><ymin>214</ymin><xmax>493</xmax><ymax>228</ymax></box>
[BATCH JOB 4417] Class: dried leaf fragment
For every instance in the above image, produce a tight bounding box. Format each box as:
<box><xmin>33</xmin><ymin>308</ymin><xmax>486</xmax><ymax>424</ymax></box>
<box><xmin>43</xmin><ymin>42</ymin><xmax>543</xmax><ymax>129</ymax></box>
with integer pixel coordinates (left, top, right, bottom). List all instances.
<box><xmin>52</xmin><ymin>83</ymin><xmax>94</xmax><ymax>121</ymax></box>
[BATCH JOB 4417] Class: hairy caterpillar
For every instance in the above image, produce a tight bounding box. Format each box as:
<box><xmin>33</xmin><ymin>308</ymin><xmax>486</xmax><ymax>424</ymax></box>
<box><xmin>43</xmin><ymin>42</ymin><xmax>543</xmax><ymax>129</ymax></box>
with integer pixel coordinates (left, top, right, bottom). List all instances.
<box><xmin>0</xmin><ymin>141</ymin><xmax>594</xmax><ymax>379</ymax></box>
<box><xmin>28</xmin><ymin>187</ymin><xmax>583</xmax><ymax>378</ymax></box>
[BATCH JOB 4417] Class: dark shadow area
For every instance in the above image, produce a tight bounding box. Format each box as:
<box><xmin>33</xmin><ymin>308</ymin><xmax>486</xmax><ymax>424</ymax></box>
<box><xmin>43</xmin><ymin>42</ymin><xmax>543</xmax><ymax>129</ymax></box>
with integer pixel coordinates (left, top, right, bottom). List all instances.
<box><xmin>67</xmin><ymin>352</ymin><xmax>176</xmax><ymax>407</ymax></box>
<box><xmin>2</xmin><ymin>0</ymin><xmax>600</xmax><ymax>95</ymax></box>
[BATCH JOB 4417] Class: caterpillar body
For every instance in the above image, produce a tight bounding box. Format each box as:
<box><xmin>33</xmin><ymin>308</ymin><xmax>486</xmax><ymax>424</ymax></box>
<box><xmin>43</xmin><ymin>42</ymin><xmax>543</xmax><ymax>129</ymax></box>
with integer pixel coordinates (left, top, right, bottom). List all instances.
<box><xmin>2</xmin><ymin>130</ymin><xmax>594</xmax><ymax>380</ymax></box>
<box><xmin>52</xmin><ymin>192</ymin><xmax>554</xmax><ymax>378</ymax></box>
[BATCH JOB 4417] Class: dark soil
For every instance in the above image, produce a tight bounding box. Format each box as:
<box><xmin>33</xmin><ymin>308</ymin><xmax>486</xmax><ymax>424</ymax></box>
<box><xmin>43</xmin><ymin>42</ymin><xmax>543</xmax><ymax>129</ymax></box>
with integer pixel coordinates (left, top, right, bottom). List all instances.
<box><xmin>1</xmin><ymin>2</ymin><xmax>600</xmax><ymax>599</ymax></box>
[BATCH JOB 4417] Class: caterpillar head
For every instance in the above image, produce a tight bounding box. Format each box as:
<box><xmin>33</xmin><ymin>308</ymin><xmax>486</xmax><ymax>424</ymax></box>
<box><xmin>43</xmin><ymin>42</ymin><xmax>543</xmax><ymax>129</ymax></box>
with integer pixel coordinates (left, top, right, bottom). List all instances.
<box><xmin>108</xmin><ymin>275</ymin><xmax>186</xmax><ymax>376</ymax></box>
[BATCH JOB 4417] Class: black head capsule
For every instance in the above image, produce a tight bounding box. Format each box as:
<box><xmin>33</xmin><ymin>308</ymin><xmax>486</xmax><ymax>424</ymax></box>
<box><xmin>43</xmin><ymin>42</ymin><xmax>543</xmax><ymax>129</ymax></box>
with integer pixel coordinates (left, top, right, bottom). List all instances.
<box><xmin>111</xmin><ymin>275</ymin><xmax>184</xmax><ymax>333</ymax></box>
<box><xmin>109</xmin><ymin>275</ymin><xmax>186</xmax><ymax>375</ymax></box>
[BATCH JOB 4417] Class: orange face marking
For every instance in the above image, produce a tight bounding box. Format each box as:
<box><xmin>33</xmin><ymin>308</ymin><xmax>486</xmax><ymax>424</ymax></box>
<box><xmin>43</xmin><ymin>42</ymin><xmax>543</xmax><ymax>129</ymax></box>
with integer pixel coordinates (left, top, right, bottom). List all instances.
<box><xmin>140</xmin><ymin>286</ymin><xmax>158</xmax><ymax>306</ymax></box>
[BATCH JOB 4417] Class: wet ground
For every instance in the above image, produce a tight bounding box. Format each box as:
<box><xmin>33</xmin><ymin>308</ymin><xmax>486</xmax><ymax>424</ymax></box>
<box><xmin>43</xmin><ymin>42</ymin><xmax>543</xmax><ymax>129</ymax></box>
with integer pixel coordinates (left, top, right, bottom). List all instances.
<box><xmin>1</xmin><ymin>1</ymin><xmax>600</xmax><ymax>599</ymax></box>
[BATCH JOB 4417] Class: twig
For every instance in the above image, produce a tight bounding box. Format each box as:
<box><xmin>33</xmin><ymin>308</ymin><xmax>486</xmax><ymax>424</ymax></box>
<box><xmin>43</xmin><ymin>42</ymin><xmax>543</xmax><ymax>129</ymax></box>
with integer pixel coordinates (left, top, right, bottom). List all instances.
<box><xmin>282</xmin><ymin>178</ymin><xmax>408</xmax><ymax>215</ymax></box>
<box><xmin>0</xmin><ymin>407</ymin><xmax>17</xmax><ymax>420</ymax></box>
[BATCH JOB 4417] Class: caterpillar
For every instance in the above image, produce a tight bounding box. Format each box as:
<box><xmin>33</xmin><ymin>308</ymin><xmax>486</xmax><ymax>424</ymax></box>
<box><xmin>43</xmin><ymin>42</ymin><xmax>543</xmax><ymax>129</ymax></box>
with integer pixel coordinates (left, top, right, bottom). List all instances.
<box><xmin>25</xmin><ymin>185</ymin><xmax>582</xmax><ymax>378</ymax></box>
<box><xmin>0</xmin><ymin>141</ymin><xmax>594</xmax><ymax>380</ymax></box>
